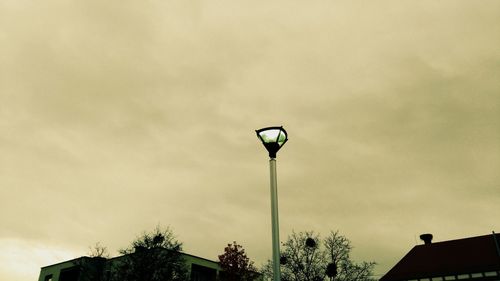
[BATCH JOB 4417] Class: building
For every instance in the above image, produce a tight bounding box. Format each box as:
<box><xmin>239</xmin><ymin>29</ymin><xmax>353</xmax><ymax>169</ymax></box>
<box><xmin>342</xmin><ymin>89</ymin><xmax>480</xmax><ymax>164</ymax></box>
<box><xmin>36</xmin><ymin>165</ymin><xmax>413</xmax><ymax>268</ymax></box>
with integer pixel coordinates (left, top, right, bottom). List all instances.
<box><xmin>381</xmin><ymin>233</ymin><xmax>500</xmax><ymax>281</ymax></box>
<box><xmin>38</xmin><ymin>251</ymin><xmax>226</xmax><ymax>281</ymax></box>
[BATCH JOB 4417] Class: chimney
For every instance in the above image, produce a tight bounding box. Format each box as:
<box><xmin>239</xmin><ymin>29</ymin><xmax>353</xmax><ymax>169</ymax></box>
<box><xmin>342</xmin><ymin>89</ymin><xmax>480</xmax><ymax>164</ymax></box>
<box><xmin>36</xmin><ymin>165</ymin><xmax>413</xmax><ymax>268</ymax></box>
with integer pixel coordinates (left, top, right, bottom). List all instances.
<box><xmin>420</xmin><ymin>233</ymin><xmax>433</xmax><ymax>245</ymax></box>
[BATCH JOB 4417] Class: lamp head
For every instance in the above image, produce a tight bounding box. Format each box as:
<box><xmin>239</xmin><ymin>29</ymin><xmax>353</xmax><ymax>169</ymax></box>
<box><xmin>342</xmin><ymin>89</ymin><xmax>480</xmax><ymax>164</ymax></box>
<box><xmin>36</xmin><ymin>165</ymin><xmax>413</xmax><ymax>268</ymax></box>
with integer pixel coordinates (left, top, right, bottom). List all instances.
<box><xmin>255</xmin><ymin>126</ymin><xmax>288</xmax><ymax>158</ymax></box>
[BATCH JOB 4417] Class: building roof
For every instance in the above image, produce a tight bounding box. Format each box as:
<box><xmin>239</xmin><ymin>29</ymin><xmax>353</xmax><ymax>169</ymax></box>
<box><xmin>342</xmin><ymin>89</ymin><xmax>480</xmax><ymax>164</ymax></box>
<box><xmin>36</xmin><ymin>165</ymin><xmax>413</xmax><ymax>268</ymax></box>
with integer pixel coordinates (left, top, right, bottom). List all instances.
<box><xmin>381</xmin><ymin>233</ymin><xmax>500</xmax><ymax>281</ymax></box>
<box><xmin>41</xmin><ymin>251</ymin><xmax>220</xmax><ymax>269</ymax></box>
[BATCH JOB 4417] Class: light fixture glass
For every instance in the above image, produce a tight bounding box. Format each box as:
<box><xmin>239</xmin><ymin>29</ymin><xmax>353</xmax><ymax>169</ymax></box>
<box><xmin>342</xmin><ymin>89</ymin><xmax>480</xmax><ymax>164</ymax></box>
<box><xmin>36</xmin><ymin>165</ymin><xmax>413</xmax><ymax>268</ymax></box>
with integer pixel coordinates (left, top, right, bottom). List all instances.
<box><xmin>256</xmin><ymin>126</ymin><xmax>288</xmax><ymax>158</ymax></box>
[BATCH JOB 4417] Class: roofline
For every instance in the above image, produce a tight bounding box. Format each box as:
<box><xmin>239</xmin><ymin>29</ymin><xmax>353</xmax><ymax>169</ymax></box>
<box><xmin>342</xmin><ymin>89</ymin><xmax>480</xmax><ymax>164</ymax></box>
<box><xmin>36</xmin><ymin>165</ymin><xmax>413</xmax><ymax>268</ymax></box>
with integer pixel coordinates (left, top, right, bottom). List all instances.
<box><xmin>413</xmin><ymin>233</ymin><xmax>500</xmax><ymax>247</ymax></box>
<box><xmin>380</xmin><ymin>232</ymin><xmax>500</xmax><ymax>281</ymax></box>
<box><xmin>40</xmin><ymin>256</ymin><xmax>90</xmax><ymax>269</ymax></box>
<box><xmin>180</xmin><ymin>251</ymin><xmax>219</xmax><ymax>264</ymax></box>
<box><xmin>55</xmin><ymin>250</ymin><xmax>220</xmax><ymax>265</ymax></box>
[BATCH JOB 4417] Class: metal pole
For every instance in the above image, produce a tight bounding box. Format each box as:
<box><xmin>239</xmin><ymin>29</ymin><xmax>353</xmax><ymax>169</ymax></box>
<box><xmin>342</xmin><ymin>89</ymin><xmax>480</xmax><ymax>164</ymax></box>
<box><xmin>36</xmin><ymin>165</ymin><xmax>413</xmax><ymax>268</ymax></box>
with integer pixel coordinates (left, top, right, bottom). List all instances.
<box><xmin>269</xmin><ymin>158</ymin><xmax>281</xmax><ymax>281</ymax></box>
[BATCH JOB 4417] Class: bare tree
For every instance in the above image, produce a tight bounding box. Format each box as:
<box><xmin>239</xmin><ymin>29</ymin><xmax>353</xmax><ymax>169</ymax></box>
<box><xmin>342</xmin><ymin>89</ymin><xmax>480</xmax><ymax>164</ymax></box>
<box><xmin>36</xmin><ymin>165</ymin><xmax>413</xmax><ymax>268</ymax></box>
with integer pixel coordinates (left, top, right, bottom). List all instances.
<box><xmin>74</xmin><ymin>242</ymin><xmax>110</xmax><ymax>281</ymax></box>
<box><xmin>281</xmin><ymin>231</ymin><xmax>326</xmax><ymax>281</ymax></box>
<box><xmin>323</xmin><ymin>231</ymin><xmax>375</xmax><ymax>281</ymax></box>
<box><xmin>262</xmin><ymin>230</ymin><xmax>376</xmax><ymax>281</ymax></box>
<box><xmin>88</xmin><ymin>242</ymin><xmax>110</xmax><ymax>258</ymax></box>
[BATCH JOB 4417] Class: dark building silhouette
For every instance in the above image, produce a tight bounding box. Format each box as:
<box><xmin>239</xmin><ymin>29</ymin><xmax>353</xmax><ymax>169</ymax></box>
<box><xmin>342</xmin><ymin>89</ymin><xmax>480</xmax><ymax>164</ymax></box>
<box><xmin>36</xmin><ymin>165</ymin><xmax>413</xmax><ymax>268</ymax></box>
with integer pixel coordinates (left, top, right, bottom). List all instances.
<box><xmin>38</xmin><ymin>251</ymin><xmax>261</xmax><ymax>281</ymax></box>
<box><xmin>381</xmin><ymin>233</ymin><xmax>500</xmax><ymax>281</ymax></box>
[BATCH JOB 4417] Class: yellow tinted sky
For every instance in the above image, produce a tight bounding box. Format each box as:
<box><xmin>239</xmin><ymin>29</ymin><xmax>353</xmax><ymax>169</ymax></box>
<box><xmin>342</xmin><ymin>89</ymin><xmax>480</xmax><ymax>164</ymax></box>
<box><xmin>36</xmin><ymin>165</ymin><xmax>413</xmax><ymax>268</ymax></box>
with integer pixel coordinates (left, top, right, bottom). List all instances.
<box><xmin>1</xmin><ymin>1</ymin><xmax>499</xmax><ymax>280</ymax></box>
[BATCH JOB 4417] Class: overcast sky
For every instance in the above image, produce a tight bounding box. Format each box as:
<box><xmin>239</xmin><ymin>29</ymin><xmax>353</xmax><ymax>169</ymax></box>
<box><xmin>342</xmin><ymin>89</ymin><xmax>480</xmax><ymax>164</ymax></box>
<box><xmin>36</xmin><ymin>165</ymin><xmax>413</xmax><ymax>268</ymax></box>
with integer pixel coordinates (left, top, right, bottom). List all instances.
<box><xmin>1</xmin><ymin>1</ymin><xmax>499</xmax><ymax>280</ymax></box>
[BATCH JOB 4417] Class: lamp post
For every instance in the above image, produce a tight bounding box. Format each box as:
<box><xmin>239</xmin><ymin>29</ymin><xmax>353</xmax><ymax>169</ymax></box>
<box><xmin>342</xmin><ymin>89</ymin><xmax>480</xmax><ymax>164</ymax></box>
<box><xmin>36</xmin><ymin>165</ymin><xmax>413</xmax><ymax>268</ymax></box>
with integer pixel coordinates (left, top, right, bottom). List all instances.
<box><xmin>256</xmin><ymin>126</ymin><xmax>288</xmax><ymax>281</ymax></box>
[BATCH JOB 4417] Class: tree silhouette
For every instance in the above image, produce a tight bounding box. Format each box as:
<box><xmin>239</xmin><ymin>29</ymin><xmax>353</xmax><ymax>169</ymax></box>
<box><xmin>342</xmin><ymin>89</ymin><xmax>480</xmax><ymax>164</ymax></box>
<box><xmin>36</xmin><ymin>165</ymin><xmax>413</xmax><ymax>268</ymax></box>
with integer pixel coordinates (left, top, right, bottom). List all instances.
<box><xmin>218</xmin><ymin>241</ymin><xmax>259</xmax><ymax>281</ymax></box>
<box><xmin>88</xmin><ymin>242</ymin><xmax>110</xmax><ymax>258</ymax></box>
<box><xmin>110</xmin><ymin>226</ymin><xmax>188</xmax><ymax>281</ymax></box>
<box><xmin>262</xmin><ymin>230</ymin><xmax>376</xmax><ymax>281</ymax></box>
<box><xmin>73</xmin><ymin>242</ymin><xmax>109</xmax><ymax>281</ymax></box>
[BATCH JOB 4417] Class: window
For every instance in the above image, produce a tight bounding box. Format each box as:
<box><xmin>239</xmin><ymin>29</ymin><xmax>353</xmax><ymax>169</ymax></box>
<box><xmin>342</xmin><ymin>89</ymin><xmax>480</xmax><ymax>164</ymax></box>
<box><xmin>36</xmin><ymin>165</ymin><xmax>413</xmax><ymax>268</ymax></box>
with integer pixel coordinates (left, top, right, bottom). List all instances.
<box><xmin>59</xmin><ymin>266</ymin><xmax>80</xmax><ymax>281</ymax></box>
<box><xmin>190</xmin><ymin>264</ymin><xmax>216</xmax><ymax>281</ymax></box>
<box><xmin>484</xmin><ymin>271</ymin><xmax>498</xmax><ymax>277</ymax></box>
<box><xmin>44</xmin><ymin>274</ymin><xmax>53</xmax><ymax>281</ymax></box>
<box><xmin>470</xmin><ymin>273</ymin><xmax>483</xmax><ymax>278</ymax></box>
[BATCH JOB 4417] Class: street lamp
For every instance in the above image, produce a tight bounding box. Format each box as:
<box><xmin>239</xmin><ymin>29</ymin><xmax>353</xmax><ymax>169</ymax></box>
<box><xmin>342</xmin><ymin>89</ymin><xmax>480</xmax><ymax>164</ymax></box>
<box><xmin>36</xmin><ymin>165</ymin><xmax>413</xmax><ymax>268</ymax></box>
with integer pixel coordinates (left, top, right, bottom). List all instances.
<box><xmin>256</xmin><ymin>126</ymin><xmax>288</xmax><ymax>281</ymax></box>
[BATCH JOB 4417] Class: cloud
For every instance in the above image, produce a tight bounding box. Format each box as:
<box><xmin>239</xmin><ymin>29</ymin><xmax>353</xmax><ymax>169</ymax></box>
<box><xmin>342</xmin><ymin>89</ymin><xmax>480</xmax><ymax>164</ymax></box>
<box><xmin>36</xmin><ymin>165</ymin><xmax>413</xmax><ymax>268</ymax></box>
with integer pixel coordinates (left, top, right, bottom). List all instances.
<box><xmin>0</xmin><ymin>238</ymin><xmax>78</xmax><ymax>280</ymax></box>
<box><xmin>1</xmin><ymin>1</ymin><xmax>499</xmax><ymax>280</ymax></box>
